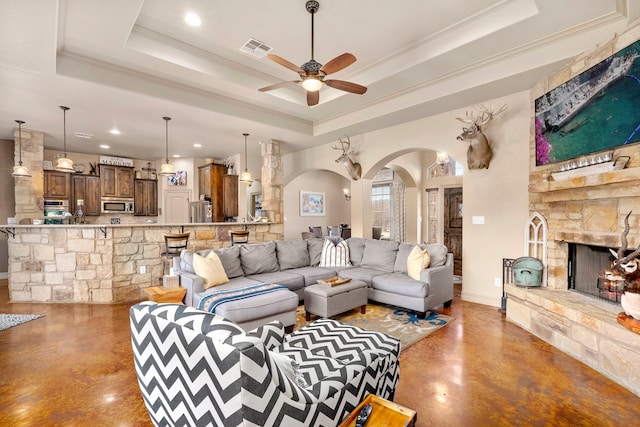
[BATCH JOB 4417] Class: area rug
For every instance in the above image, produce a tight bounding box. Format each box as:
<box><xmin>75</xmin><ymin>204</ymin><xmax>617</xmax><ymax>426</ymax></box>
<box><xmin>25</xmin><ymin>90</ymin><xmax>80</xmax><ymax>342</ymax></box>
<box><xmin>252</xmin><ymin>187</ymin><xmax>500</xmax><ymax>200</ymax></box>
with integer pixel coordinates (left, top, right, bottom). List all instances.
<box><xmin>295</xmin><ymin>304</ymin><xmax>454</xmax><ymax>351</ymax></box>
<box><xmin>0</xmin><ymin>314</ymin><xmax>44</xmax><ymax>331</ymax></box>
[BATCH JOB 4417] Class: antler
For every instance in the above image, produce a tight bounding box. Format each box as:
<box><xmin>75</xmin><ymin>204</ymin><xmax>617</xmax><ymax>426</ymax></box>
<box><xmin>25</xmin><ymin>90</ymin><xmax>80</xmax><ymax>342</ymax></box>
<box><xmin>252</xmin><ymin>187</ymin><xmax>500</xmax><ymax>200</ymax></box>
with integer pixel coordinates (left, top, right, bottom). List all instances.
<box><xmin>331</xmin><ymin>136</ymin><xmax>351</xmax><ymax>153</ymax></box>
<box><xmin>456</xmin><ymin>104</ymin><xmax>507</xmax><ymax>127</ymax></box>
<box><xmin>617</xmin><ymin>211</ymin><xmax>640</xmax><ymax>264</ymax></box>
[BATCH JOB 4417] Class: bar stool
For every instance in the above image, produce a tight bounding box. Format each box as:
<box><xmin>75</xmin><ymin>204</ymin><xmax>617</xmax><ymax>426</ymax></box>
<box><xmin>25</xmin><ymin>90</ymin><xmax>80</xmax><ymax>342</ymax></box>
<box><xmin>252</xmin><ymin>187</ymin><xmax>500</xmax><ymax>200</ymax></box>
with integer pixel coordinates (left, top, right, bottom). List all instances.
<box><xmin>230</xmin><ymin>230</ymin><xmax>250</xmax><ymax>245</ymax></box>
<box><xmin>161</xmin><ymin>232</ymin><xmax>190</xmax><ymax>276</ymax></box>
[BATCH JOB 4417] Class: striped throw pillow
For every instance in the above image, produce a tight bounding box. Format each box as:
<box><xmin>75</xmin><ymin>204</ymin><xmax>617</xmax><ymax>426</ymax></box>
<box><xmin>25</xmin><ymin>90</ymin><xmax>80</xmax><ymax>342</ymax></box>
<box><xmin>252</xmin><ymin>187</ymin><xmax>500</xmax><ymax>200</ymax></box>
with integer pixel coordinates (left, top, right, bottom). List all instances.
<box><xmin>319</xmin><ymin>238</ymin><xmax>352</xmax><ymax>267</ymax></box>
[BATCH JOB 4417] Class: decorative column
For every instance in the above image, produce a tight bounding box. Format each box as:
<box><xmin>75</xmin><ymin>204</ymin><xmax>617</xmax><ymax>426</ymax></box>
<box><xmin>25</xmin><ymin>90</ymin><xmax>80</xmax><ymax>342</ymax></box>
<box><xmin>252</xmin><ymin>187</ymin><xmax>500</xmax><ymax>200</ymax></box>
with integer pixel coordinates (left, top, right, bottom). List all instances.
<box><xmin>14</xmin><ymin>128</ymin><xmax>44</xmax><ymax>222</ymax></box>
<box><xmin>261</xmin><ymin>139</ymin><xmax>284</xmax><ymax>238</ymax></box>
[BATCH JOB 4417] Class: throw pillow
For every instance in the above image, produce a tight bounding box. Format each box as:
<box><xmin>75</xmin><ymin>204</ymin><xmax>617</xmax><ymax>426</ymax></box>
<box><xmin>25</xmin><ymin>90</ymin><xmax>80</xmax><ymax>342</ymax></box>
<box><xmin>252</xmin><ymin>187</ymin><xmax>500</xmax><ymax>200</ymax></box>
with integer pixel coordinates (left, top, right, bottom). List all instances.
<box><xmin>407</xmin><ymin>245</ymin><xmax>431</xmax><ymax>280</ymax></box>
<box><xmin>319</xmin><ymin>238</ymin><xmax>352</xmax><ymax>267</ymax></box>
<box><xmin>193</xmin><ymin>251</ymin><xmax>229</xmax><ymax>289</ymax></box>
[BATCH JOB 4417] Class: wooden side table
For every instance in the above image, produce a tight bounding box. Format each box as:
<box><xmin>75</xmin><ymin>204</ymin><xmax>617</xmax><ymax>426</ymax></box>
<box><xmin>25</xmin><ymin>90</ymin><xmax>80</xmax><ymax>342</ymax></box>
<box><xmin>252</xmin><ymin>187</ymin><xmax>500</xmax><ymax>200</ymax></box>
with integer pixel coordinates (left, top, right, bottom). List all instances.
<box><xmin>338</xmin><ymin>394</ymin><xmax>417</xmax><ymax>427</ymax></box>
<box><xmin>143</xmin><ymin>286</ymin><xmax>187</xmax><ymax>304</ymax></box>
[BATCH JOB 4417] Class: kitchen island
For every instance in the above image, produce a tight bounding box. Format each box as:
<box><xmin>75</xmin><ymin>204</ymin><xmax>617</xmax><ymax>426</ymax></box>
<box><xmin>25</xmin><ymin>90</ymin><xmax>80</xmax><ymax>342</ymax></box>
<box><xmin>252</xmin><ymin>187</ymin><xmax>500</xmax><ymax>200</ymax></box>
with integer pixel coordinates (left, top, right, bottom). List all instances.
<box><xmin>3</xmin><ymin>221</ymin><xmax>280</xmax><ymax>303</ymax></box>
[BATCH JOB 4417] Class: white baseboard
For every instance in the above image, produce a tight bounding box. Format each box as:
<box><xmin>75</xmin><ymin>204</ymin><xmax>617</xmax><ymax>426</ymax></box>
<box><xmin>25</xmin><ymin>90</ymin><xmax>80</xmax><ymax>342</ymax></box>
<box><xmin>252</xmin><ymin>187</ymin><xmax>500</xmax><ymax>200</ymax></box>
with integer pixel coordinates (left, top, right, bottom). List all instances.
<box><xmin>0</xmin><ymin>272</ymin><xmax>7</xmax><ymax>279</ymax></box>
<box><xmin>460</xmin><ymin>291</ymin><xmax>500</xmax><ymax>308</ymax></box>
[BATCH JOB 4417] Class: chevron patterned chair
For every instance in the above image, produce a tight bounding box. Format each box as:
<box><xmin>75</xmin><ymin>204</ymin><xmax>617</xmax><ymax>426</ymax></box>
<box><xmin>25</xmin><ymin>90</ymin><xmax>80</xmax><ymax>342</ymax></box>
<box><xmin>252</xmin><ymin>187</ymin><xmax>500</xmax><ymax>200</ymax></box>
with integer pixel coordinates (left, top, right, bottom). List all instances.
<box><xmin>130</xmin><ymin>301</ymin><xmax>400</xmax><ymax>427</ymax></box>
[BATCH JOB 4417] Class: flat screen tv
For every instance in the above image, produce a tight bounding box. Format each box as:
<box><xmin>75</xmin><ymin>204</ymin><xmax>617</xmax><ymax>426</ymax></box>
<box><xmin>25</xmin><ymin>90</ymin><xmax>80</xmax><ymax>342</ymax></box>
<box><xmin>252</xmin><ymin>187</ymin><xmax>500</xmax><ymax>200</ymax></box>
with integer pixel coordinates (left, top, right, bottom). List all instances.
<box><xmin>534</xmin><ymin>39</ymin><xmax>640</xmax><ymax>166</ymax></box>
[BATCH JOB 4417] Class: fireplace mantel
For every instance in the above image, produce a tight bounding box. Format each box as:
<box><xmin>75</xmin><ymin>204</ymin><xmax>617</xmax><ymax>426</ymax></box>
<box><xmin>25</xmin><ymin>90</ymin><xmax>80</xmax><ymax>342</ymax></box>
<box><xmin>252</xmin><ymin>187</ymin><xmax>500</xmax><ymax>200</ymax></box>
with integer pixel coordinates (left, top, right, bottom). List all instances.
<box><xmin>529</xmin><ymin>165</ymin><xmax>640</xmax><ymax>195</ymax></box>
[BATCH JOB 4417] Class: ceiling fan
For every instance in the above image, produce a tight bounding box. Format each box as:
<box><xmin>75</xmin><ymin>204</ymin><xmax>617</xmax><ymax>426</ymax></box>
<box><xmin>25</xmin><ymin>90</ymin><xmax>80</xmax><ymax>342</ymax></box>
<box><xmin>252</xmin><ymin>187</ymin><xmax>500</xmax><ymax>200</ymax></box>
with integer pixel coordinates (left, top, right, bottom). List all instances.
<box><xmin>258</xmin><ymin>0</ymin><xmax>367</xmax><ymax>106</ymax></box>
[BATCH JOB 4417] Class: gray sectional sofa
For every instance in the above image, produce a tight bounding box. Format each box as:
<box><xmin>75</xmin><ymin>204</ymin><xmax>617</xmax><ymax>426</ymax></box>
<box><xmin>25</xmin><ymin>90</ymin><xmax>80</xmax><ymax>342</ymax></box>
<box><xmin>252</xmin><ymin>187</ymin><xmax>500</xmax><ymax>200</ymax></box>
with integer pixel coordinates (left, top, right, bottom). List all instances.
<box><xmin>174</xmin><ymin>237</ymin><xmax>454</xmax><ymax>318</ymax></box>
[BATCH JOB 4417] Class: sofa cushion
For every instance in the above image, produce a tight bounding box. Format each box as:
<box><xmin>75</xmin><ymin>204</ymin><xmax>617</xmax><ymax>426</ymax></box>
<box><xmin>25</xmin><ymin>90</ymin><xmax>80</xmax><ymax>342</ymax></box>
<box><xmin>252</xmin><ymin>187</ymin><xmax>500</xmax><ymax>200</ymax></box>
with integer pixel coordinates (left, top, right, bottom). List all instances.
<box><xmin>407</xmin><ymin>246</ymin><xmax>431</xmax><ymax>280</ymax></box>
<box><xmin>319</xmin><ymin>238</ymin><xmax>351</xmax><ymax>267</ymax></box>
<box><xmin>340</xmin><ymin>267</ymin><xmax>387</xmax><ymax>283</ymax></box>
<box><xmin>360</xmin><ymin>239</ymin><xmax>399</xmax><ymax>272</ymax></box>
<box><xmin>240</xmin><ymin>241</ymin><xmax>279</xmax><ymax>275</ymax></box>
<box><xmin>276</xmin><ymin>240</ymin><xmax>309</xmax><ymax>270</ymax></box>
<box><xmin>245</xmin><ymin>271</ymin><xmax>306</xmax><ymax>292</ymax></box>
<box><xmin>347</xmin><ymin>238</ymin><xmax>366</xmax><ymax>266</ymax></box>
<box><xmin>393</xmin><ymin>243</ymin><xmax>414</xmax><ymax>273</ymax></box>
<box><xmin>286</xmin><ymin>266</ymin><xmax>338</xmax><ymax>286</ymax></box>
<box><xmin>424</xmin><ymin>244</ymin><xmax>448</xmax><ymax>267</ymax></box>
<box><xmin>214</xmin><ymin>246</ymin><xmax>244</xmax><ymax>278</ymax></box>
<box><xmin>307</xmin><ymin>238</ymin><xmax>324</xmax><ymax>266</ymax></box>
<box><xmin>193</xmin><ymin>251</ymin><xmax>229</xmax><ymax>289</ymax></box>
<box><xmin>371</xmin><ymin>272</ymin><xmax>430</xmax><ymax>298</ymax></box>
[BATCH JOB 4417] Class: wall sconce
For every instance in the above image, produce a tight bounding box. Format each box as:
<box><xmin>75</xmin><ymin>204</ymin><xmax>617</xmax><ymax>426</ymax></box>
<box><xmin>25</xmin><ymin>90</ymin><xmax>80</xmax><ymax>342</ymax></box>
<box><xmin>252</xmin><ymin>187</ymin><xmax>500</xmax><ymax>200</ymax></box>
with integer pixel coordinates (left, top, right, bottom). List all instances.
<box><xmin>343</xmin><ymin>188</ymin><xmax>351</xmax><ymax>201</ymax></box>
<box><xmin>436</xmin><ymin>151</ymin><xmax>450</xmax><ymax>167</ymax></box>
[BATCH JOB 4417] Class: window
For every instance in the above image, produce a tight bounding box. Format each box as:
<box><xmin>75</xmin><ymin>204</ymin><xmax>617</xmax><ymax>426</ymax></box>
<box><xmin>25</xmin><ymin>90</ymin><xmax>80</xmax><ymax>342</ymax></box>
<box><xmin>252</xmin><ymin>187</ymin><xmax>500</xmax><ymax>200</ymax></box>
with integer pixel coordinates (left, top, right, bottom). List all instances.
<box><xmin>371</xmin><ymin>184</ymin><xmax>393</xmax><ymax>239</ymax></box>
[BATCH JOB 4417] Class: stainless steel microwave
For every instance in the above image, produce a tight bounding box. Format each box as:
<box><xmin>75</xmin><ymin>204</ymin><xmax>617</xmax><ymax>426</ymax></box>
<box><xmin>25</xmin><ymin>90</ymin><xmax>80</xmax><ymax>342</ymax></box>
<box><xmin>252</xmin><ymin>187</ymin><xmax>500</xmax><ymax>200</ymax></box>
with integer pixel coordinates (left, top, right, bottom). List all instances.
<box><xmin>101</xmin><ymin>197</ymin><xmax>134</xmax><ymax>214</ymax></box>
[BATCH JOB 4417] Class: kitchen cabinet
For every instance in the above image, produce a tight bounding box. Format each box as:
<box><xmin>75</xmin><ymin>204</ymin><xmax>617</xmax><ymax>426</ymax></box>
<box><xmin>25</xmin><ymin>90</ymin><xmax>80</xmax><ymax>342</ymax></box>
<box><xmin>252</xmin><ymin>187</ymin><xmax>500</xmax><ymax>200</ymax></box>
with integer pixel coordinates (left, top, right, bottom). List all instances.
<box><xmin>100</xmin><ymin>165</ymin><xmax>134</xmax><ymax>198</ymax></box>
<box><xmin>198</xmin><ymin>163</ymin><xmax>226</xmax><ymax>222</ymax></box>
<box><xmin>222</xmin><ymin>174</ymin><xmax>238</xmax><ymax>219</ymax></box>
<box><xmin>44</xmin><ymin>171</ymin><xmax>71</xmax><ymax>200</ymax></box>
<box><xmin>134</xmin><ymin>179</ymin><xmax>158</xmax><ymax>216</ymax></box>
<box><xmin>71</xmin><ymin>175</ymin><xmax>101</xmax><ymax>216</ymax></box>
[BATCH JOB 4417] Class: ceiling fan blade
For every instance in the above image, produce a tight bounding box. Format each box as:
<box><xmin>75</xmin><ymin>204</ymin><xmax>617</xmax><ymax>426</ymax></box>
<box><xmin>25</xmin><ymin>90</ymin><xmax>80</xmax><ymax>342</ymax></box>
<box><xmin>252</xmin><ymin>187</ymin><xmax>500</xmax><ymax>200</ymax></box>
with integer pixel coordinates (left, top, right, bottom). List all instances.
<box><xmin>307</xmin><ymin>90</ymin><xmax>319</xmax><ymax>106</ymax></box>
<box><xmin>320</xmin><ymin>53</ymin><xmax>356</xmax><ymax>75</ymax></box>
<box><xmin>266</xmin><ymin>54</ymin><xmax>303</xmax><ymax>73</ymax></box>
<box><xmin>258</xmin><ymin>81</ymin><xmax>300</xmax><ymax>92</ymax></box>
<box><xmin>324</xmin><ymin>79</ymin><xmax>367</xmax><ymax>94</ymax></box>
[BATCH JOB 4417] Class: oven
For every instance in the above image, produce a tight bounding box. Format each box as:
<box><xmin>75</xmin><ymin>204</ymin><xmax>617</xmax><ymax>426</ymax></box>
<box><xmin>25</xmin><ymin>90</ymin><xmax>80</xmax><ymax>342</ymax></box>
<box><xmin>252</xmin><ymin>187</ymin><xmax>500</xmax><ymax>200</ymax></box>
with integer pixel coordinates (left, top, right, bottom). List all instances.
<box><xmin>101</xmin><ymin>197</ymin><xmax>135</xmax><ymax>214</ymax></box>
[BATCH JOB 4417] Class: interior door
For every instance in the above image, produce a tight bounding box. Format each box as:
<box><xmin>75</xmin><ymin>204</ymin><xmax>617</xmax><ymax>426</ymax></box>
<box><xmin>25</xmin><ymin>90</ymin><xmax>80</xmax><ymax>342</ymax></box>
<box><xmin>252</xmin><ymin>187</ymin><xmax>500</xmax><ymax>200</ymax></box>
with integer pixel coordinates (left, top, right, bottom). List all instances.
<box><xmin>164</xmin><ymin>189</ymin><xmax>191</xmax><ymax>223</ymax></box>
<box><xmin>444</xmin><ymin>187</ymin><xmax>463</xmax><ymax>276</ymax></box>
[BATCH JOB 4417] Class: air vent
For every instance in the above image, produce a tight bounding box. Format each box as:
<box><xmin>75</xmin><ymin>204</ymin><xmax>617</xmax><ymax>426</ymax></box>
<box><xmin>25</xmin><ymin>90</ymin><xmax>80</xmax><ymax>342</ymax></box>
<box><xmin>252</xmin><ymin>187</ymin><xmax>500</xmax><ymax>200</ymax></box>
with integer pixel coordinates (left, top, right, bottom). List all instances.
<box><xmin>74</xmin><ymin>132</ymin><xmax>93</xmax><ymax>139</ymax></box>
<box><xmin>240</xmin><ymin>38</ymin><xmax>272</xmax><ymax>58</ymax></box>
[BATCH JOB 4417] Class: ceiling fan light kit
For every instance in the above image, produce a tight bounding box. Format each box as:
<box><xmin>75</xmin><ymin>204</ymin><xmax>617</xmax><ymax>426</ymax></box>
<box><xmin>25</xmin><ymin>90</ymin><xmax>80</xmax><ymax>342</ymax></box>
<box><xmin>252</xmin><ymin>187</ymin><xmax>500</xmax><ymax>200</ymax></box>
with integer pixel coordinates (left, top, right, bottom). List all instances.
<box><xmin>259</xmin><ymin>0</ymin><xmax>367</xmax><ymax>106</ymax></box>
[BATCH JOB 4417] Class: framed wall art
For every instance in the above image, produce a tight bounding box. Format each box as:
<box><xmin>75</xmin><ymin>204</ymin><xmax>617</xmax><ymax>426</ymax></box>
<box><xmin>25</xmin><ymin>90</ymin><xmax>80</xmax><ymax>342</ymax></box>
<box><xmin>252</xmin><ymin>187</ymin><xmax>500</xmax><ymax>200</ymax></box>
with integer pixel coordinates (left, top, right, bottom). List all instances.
<box><xmin>534</xmin><ymin>39</ymin><xmax>640</xmax><ymax>166</ymax></box>
<box><xmin>300</xmin><ymin>191</ymin><xmax>325</xmax><ymax>216</ymax></box>
<box><xmin>168</xmin><ymin>170</ymin><xmax>187</xmax><ymax>186</ymax></box>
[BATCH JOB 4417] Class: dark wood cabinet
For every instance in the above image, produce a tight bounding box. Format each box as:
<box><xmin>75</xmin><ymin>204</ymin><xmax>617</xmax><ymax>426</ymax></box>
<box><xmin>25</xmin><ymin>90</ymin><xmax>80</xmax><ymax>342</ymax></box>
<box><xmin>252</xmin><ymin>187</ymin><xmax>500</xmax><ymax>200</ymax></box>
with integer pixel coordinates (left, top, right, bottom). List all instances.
<box><xmin>198</xmin><ymin>163</ymin><xmax>227</xmax><ymax>222</ymax></box>
<box><xmin>71</xmin><ymin>175</ymin><xmax>100</xmax><ymax>216</ymax></box>
<box><xmin>44</xmin><ymin>171</ymin><xmax>71</xmax><ymax>200</ymax></box>
<box><xmin>223</xmin><ymin>174</ymin><xmax>238</xmax><ymax>218</ymax></box>
<box><xmin>134</xmin><ymin>179</ymin><xmax>158</xmax><ymax>216</ymax></box>
<box><xmin>100</xmin><ymin>165</ymin><xmax>134</xmax><ymax>198</ymax></box>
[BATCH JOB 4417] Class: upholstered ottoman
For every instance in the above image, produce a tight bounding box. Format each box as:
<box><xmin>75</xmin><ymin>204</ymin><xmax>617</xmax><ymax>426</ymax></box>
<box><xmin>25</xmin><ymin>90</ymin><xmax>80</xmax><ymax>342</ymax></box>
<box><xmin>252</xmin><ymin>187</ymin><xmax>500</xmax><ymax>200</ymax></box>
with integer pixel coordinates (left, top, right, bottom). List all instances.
<box><xmin>304</xmin><ymin>279</ymin><xmax>368</xmax><ymax>321</ymax></box>
<box><xmin>207</xmin><ymin>287</ymin><xmax>299</xmax><ymax>332</ymax></box>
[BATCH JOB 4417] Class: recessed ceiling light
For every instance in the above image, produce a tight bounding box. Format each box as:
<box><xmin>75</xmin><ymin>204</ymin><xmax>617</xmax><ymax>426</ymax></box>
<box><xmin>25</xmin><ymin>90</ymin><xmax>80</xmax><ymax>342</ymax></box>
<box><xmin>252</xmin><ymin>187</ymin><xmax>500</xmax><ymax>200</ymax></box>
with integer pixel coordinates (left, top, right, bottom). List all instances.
<box><xmin>110</xmin><ymin>129</ymin><xmax>121</xmax><ymax>135</ymax></box>
<box><xmin>193</xmin><ymin>143</ymin><xmax>202</xmax><ymax>148</ymax></box>
<box><xmin>184</xmin><ymin>12</ymin><xmax>201</xmax><ymax>27</ymax></box>
<box><xmin>100</xmin><ymin>144</ymin><xmax>110</xmax><ymax>149</ymax></box>
<box><xmin>172</xmin><ymin>154</ymin><xmax>180</xmax><ymax>158</ymax></box>
<box><xmin>75</xmin><ymin>132</ymin><xmax>93</xmax><ymax>139</ymax></box>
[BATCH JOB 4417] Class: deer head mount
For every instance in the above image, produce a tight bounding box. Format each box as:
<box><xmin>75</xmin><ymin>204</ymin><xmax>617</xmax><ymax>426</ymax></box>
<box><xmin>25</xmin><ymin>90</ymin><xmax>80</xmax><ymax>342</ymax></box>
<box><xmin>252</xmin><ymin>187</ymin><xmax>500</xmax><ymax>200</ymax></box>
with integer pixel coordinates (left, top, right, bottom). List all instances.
<box><xmin>602</xmin><ymin>211</ymin><xmax>640</xmax><ymax>293</ymax></box>
<box><xmin>332</xmin><ymin>136</ymin><xmax>362</xmax><ymax>180</ymax></box>
<box><xmin>456</xmin><ymin>104</ymin><xmax>507</xmax><ymax>170</ymax></box>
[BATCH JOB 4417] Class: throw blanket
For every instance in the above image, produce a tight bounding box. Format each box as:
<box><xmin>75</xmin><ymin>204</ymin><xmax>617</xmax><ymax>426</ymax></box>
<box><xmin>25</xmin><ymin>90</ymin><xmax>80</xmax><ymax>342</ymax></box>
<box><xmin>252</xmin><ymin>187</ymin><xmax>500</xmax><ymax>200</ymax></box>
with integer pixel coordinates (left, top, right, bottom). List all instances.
<box><xmin>198</xmin><ymin>283</ymin><xmax>288</xmax><ymax>313</ymax></box>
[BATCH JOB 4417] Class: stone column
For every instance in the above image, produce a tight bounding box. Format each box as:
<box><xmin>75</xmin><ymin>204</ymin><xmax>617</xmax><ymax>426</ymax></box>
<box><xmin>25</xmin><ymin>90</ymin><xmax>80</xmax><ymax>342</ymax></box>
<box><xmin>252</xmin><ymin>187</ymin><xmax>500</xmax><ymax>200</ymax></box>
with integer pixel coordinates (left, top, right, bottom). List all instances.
<box><xmin>14</xmin><ymin>128</ymin><xmax>44</xmax><ymax>222</ymax></box>
<box><xmin>261</xmin><ymin>139</ymin><xmax>284</xmax><ymax>238</ymax></box>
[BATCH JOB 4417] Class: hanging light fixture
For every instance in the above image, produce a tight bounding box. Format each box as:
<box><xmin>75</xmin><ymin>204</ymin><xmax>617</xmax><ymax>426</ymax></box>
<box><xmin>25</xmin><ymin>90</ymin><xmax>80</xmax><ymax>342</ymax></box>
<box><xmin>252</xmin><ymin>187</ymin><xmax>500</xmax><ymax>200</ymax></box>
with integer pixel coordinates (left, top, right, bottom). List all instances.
<box><xmin>158</xmin><ymin>116</ymin><xmax>175</xmax><ymax>176</ymax></box>
<box><xmin>55</xmin><ymin>106</ymin><xmax>75</xmax><ymax>173</ymax></box>
<box><xmin>12</xmin><ymin>119</ymin><xmax>31</xmax><ymax>178</ymax></box>
<box><xmin>239</xmin><ymin>133</ymin><xmax>253</xmax><ymax>184</ymax></box>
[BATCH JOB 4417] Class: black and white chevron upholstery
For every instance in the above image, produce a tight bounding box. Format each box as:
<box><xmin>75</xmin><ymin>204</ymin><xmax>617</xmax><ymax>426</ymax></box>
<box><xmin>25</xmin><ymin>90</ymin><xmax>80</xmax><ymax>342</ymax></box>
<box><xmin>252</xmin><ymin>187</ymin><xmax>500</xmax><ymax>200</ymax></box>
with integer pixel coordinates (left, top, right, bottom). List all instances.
<box><xmin>130</xmin><ymin>302</ymin><xmax>400</xmax><ymax>427</ymax></box>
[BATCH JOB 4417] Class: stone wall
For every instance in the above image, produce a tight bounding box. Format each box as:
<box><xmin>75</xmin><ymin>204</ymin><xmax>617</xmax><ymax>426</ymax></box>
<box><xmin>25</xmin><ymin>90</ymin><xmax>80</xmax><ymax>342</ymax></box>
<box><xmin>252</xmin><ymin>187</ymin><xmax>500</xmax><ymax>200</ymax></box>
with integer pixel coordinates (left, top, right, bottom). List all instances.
<box><xmin>8</xmin><ymin>223</ymin><xmax>274</xmax><ymax>303</ymax></box>
<box><xmin>506</xmin><ymin>18</ymin><xmax>640</xmax><ymax>397</ymax></box>
<box><xmin>14</xmin><ymin>128</ymin><xmax>44</xmax><ymax>222</ymax></box>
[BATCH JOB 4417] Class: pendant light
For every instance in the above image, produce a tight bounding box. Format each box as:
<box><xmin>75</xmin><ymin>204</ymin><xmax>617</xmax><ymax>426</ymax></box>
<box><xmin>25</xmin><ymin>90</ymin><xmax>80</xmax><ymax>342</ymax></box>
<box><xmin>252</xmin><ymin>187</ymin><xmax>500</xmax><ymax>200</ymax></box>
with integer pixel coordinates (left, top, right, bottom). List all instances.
<box><xmin>55</xmin><ymin>106</ymin><xmax>75</xmax><ymax>173</ymax></box>
<box><xmin>239</xmin><ymin>133</ymin><xmax>253</xmax><ymax>184</ymax></box>
<box><xmin>158</xmin><ymin>116</ymin><xmax>175</xmax><ymax>176</ymax></box>
<box><xmin>12</xmin><ymin>120</ymin><xmax>31</xmax><ymax>178</ymax></box>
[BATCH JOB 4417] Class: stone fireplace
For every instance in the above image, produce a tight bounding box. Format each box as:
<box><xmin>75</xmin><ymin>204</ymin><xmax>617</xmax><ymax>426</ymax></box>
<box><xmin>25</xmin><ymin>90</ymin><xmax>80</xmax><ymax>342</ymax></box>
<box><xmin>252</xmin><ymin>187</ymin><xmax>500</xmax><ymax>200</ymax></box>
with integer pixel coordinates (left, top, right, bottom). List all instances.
<box><xmin>506</xmin><ymin>21</ymin><xmax>640</xmax><ymax>397</ymax></box>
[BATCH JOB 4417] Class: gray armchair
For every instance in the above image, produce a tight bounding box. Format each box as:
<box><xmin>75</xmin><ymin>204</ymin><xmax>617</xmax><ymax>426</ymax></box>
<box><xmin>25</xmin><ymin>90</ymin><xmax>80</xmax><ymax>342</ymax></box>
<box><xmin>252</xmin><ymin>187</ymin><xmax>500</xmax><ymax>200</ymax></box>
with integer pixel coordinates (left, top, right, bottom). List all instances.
<box><xmin>130</xmin><ymin>302</ymin><xmax>400</xmax><ymax>427</ymax></box>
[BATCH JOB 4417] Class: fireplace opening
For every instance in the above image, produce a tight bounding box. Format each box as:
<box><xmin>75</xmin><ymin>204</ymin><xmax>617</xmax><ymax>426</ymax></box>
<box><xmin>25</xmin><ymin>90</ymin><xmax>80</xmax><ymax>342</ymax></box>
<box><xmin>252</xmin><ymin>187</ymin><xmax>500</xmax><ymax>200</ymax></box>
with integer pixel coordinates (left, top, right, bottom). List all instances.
<box><xmin>568</xmin><ymin>243</ymin><xmax>622</xmax><ymax>304</ymax></box>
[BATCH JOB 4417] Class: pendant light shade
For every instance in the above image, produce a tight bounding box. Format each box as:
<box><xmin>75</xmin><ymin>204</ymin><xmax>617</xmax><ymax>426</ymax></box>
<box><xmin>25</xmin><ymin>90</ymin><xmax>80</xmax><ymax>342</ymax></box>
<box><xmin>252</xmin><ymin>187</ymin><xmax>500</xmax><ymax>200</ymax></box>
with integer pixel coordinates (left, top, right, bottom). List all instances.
<box><xmin>55</xmin><ymin>106</ymin><xmax>75</xmax><ymax>173</ymax></box>
<box><xmin>12</xmin><ymin>120</ymin><xmax>31</xmax><ymax>178</ymax></box>
<box><xmin>158</xmin><ymin>116</ymin><xmax>175</xmax><ymax>177</ymax></box>
<box><xmin>239</xmin><ymin>133</ymin><xmax>253</xmax><ymax>184</ymax></box>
